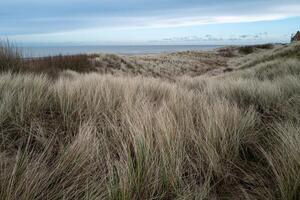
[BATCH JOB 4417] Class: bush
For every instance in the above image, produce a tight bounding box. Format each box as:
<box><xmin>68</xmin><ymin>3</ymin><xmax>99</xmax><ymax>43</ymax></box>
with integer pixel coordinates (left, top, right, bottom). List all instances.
<box><xmin>238</xmin><ymin>46</ymin><xmax>255</xmax><ymax>54</ymax></box>
<box><xmin>254</xmin><ymin>43</ymin><xmax>274</xmax><ymax>49</ymax></box>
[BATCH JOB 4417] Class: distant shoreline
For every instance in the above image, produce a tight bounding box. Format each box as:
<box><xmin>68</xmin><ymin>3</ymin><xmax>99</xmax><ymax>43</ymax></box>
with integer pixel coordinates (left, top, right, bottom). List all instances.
<box><xmin>20</xmin><ymin>45</ymin><xmax>224</xmax><ymax>58</ymax></box>
<box><xmin>20</xmin><ymin>43</ymin><xmax>287</xmax><ymax>58</ymax></box>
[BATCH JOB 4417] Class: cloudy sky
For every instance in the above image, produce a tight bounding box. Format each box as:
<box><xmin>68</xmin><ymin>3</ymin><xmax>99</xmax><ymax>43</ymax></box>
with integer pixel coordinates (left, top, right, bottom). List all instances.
<box><xmin>1</xmin><ymin>0</ymin><xmax>300</xmax><ymax>45</ymax></box>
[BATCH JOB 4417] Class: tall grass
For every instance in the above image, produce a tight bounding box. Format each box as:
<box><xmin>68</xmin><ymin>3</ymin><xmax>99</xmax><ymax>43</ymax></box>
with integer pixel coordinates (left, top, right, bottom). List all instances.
<box><xmin>0</xmin><ymin>42</ymin><xmax>299</xmax><ymax>199</ymax></box>
<box><xmin>0</xmin><ymin>40</ymin><xmax>23</xmax><ymax>72</ymax></box>
<box><xmin>0</xmin><ymin>41</ymin><xmax>99</xmax><ymax>77</ymax></box>
<box><xmin>237</xmin><ymin>42</ymin><xmax>300</xmax><ymax>69</ymax></box>
<box><xmin>0</xmin><ymin>41</ymin><xmax>233</xmax><ymax>79</ymax></box>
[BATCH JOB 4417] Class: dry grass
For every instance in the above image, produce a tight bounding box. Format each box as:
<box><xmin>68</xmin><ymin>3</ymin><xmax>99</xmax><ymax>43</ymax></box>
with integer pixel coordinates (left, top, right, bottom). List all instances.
<box><xmin>0</xmin><ymin>40</ymin><xmax>23</xmax><ymax>72</ymax></box>
<box><xmin>0</xmin><ymin>41</ymin><xmax>236</xmax><ymax>79</ymax></box>
<box><xmin>25</xmin><ymin>54</ymin><xmax>98</xmax><ymax>78</ymax></box>
<box><xmin>0</xmin><ymin>40</ymin><xmax>99</xmax><ymax>77</ymax></box>
<box><xmin>235</xmin><ymin>42</ymin><xmax>300</xmax><ymax>69</ymax></box>
<box><xmin>0</xmin><ymin>42</ymin><xmax>299</xmax><ymax>199</ymax></box>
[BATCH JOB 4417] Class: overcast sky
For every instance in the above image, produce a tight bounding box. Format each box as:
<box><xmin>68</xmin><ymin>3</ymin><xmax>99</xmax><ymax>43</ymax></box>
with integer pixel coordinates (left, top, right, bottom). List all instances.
<box><xmin>1</xmin><ymin>0</ymin><xmax>300</xmax><ymax>45</ymax></box>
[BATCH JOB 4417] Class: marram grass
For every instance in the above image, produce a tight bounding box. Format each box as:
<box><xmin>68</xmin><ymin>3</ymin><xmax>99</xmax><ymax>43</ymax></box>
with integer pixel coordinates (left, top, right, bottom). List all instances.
<box><xmin>0</xmin><ymin>43</ymin><xmax>300</xmax><ymax>199</ymax></box>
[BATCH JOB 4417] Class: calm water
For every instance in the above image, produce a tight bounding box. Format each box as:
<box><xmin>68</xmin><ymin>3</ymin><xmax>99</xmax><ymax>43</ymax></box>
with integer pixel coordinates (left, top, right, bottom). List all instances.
<box><xmin>21</xmin><ymin>45</ymin><xmax>223</xmax><ymax>58</ymax></box>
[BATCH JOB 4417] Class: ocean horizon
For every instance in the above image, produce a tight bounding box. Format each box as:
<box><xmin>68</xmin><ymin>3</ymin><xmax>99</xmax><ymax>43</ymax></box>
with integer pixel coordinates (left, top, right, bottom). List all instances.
<box><xmin>21</xmin><ymin>45</ymin><xmax>224</xmax><ymax>58</ymax></box>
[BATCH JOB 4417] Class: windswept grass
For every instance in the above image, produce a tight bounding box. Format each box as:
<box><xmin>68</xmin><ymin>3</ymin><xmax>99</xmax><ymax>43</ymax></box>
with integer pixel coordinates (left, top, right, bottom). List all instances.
<box><xmin>0</xmin><ymin>41</ymin><xmax>99</xmax><ymax>77</ymax></box>
<box><xmin>26</xmin><ymin>54</ymin><xmax>98</xmax><ymax>77</ymax></box>
<box><xmin>0</xmin><ymin>41</ymin><xmax>234</xmax><ymax>79</ymax></box>
<box><xmin>0</xmin><ymin>40</ymin><xmax>23</xmax><ymax>72</ymax></box>
<box><xmin>237</xmin><ymin>42</ymin><xmax>300</xmax><ymax>69</ymax></box>
<box><xmin>0</xmin><ymin>42</ymin><xmax>299</xmax><ymax>199</ymax></box>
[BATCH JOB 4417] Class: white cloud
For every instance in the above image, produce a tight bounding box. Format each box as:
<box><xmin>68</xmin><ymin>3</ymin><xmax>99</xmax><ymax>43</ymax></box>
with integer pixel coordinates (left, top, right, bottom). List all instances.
<box><xmin>6</xmin><ymin>2</ymin><xmax>300</xmax><ymax>43</ymax></box>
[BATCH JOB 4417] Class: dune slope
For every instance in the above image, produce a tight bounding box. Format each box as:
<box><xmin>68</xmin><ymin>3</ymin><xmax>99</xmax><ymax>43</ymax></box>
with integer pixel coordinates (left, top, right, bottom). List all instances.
<box><xmin>0</xmin><ymin>43</ymin><xmax>299</xmax><ymax>199</ymax></box>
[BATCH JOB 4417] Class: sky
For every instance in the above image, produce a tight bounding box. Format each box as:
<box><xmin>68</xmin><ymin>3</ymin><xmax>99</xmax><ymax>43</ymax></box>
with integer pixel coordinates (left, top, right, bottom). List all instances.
<box><xmin>1</xmin><ymin>0</ymin><xmax>300</xmax><ymax>45</ymax></box>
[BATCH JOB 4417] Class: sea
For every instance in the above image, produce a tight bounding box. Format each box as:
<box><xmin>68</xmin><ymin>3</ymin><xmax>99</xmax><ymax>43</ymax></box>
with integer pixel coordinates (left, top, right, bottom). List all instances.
<box><xmin>20</xmin><ymin>45</ymin><xmax>223</xmax><ymax>58</ymax></box>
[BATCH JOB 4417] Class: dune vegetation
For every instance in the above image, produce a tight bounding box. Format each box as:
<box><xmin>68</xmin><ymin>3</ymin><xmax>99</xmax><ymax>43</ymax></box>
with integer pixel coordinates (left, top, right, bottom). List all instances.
<box><xmin>0</xmin><ymin>41</ymin><xmax>299</xmax><ymax>199</ymax></box>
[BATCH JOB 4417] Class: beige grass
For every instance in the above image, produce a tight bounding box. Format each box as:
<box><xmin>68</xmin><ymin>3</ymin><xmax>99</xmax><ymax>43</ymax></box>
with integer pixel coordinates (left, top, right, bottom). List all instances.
<box><xmin>0</xmin><ymin>42</ymin><xmax>299</xmax><ymax>199</ymax></box>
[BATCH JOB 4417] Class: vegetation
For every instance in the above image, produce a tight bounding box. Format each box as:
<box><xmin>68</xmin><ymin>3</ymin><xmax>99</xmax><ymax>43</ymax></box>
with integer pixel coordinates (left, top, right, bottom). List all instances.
<box><xmin>238</xmin><ymin>44</ymin><xmax>274</xmax><ymax>55</ymax></box>
<box><xmin>237</xmin><ymin>42</ymin><xmax>300</xmax><ymax>69</ymax></box>
<box><xmin>0</xmin><ymin>40</ymin><xmax>23</xmax><ymax>72</ymax></box>
<box><xmin>0</xmin><ymin>41</ymin><xmax>233</xmax><ymax>79</ymax></box>
<box><xmin>0</xmin><ymin>41</ymin><xmax>299</xmax><ymax>199</ymax></box>
<box><xmin>0</xmin><ymin>41</ymin><xmax>99</xmax><ymax>77</ymax></box>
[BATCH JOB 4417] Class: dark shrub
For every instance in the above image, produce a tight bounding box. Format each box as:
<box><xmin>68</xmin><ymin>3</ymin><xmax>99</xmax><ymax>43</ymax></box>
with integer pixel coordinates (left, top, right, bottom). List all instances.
<box><xmin>223</xmin><ymin>67</ymin><xmax>233</xmax><ymax>72</ymax></box>
<box><xmin>218</xmin><ymin>48</ymin><xmax>235</xmax><ymax>57</ymax></box>
<box><xmin>238</xmin><ymin>46</ymin><xmax>255</xmax><ymax>54</ymax></box>
<box><xmin>254</xmin><ymin>44</ymin><xmax>274</xmax><ymax>49</ymax></box>
<box><xmin>30</xmin><ymin>54</ymin><xmax>96</xmax><ymax>72</ymax></box>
